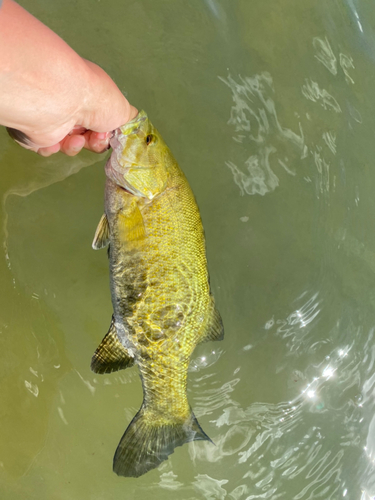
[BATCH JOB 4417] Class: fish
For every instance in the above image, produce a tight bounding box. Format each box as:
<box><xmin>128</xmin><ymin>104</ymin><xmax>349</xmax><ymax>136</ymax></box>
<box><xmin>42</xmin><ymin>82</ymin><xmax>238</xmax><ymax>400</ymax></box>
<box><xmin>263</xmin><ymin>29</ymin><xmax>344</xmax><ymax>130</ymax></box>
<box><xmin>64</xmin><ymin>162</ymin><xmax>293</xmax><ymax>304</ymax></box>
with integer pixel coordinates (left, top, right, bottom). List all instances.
<box><xmin>91</xmin><ymin>110</ymin><xmax>224</xmax><ymax>478</ymax></box>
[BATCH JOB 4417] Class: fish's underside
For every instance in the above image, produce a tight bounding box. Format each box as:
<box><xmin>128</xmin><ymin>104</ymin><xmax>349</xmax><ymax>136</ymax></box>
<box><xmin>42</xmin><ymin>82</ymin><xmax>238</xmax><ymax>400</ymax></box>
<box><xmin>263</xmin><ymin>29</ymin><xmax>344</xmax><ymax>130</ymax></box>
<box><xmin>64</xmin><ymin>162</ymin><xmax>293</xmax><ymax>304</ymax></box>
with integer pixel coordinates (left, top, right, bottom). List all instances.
<box><xmin>91</xmin><ymin>110</ymin><xmax>224</xmax><ymax>478</ymax></box>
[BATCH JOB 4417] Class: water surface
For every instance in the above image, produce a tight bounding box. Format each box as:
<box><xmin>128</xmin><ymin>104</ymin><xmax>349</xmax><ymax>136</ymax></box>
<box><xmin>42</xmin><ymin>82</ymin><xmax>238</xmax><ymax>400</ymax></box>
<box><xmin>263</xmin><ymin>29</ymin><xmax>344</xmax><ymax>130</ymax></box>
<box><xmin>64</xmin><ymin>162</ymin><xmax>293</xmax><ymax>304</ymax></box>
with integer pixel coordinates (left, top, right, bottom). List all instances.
<box><xmin>1</xmin><ymin>0</ymin><xmax>375</xmax><ymax>498</ymax></box>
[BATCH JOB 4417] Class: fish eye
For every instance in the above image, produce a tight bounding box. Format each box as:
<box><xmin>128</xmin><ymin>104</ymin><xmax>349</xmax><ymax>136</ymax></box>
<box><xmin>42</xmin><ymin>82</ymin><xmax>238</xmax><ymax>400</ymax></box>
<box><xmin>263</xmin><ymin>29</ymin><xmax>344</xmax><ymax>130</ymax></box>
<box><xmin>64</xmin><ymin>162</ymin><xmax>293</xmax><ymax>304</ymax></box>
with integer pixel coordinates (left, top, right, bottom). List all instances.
<box><xmin>146</xmin><ymin>134</ymin><xmax>154</xmax><ymax>145</ymax></box>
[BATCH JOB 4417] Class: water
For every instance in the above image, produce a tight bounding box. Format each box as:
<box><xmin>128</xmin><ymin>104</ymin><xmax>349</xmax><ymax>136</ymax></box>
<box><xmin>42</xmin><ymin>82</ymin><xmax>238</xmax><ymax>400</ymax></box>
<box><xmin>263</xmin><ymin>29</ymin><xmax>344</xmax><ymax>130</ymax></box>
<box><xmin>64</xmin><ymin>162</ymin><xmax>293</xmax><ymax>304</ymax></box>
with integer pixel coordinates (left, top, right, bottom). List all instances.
<box><xmin>1</xmin><ymin>0</ymin><xmax>375</xmax><ymax>498</ymax></box>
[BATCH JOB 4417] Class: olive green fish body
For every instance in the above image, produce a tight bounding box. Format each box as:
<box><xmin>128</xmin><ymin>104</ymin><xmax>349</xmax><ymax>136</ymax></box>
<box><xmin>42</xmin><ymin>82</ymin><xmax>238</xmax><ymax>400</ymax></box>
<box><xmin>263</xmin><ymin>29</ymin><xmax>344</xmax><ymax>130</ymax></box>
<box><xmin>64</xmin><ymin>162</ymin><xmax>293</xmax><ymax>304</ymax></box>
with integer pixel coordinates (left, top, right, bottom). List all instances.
<box><xmin>91</xmin><ymin>111</ymin><xmax>223</xmax><ymax>477</ymax></box>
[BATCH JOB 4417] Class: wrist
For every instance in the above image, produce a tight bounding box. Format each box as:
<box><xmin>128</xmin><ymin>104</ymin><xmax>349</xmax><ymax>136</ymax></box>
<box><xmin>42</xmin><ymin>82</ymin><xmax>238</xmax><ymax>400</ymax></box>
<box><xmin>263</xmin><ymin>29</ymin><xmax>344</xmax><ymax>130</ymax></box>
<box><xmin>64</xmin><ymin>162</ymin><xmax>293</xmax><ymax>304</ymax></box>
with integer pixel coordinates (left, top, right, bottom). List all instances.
<box><xmin>79</xmin><ymin>59</ymin><xmax>137</xmax><ymax>133</ymax></box>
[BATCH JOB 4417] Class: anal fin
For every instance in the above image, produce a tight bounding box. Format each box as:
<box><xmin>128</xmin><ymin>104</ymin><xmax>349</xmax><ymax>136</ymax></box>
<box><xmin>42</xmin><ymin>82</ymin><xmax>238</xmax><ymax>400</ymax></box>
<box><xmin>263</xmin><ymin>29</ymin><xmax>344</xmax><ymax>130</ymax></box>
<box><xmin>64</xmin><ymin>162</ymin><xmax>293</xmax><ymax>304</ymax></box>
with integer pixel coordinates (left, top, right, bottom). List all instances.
<box><xmin>91</xmin><ymin>316</ymin><xmax>135</xmax><ymax>374</ymax></box>
<box><xmin>92</xmin><ymin>213</ymin><xmax>110</xmax><ymax>250</ymax></box>
<box><xmin>199</xmin><ymin>303</ymin><xmax>224</xmax><ymax>343</ymax></box>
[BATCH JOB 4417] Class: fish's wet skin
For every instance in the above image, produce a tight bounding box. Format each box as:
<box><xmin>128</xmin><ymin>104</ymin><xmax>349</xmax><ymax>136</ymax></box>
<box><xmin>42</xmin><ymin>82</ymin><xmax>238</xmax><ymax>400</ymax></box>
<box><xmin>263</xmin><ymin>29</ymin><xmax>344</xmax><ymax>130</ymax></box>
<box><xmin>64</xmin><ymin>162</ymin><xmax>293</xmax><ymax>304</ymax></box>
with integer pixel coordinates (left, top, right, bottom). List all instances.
<box><xmin>91</xmin><ymin>110</ymin><xmax>224</xmax><ymax>478</ymax></box>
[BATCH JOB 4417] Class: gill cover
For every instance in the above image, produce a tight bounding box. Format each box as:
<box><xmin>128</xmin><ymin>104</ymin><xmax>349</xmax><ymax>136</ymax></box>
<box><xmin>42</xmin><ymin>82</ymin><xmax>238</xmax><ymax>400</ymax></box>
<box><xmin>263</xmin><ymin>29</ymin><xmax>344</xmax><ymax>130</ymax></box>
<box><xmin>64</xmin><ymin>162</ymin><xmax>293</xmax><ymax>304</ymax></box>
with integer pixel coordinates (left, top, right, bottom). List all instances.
<box><xmin>107</xmin><ymin>110</ymin><xmax>169</xmax><ymax>199</ymax></box>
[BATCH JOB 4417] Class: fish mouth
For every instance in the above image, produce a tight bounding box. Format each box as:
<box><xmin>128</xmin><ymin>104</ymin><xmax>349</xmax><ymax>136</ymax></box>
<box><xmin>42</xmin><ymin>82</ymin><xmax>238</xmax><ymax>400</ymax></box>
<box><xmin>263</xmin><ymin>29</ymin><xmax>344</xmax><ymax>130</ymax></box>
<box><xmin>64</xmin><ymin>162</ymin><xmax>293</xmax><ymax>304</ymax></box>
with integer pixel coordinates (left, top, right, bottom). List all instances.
<box><xmin>119</xmin><ymin>110</ymin><xmax>147</xmax><ymax>135</ymax></box>
<box><xmin>109</xmin><ymin>110</ymin><xmax>148</xmax><ymax>151</ymax></box>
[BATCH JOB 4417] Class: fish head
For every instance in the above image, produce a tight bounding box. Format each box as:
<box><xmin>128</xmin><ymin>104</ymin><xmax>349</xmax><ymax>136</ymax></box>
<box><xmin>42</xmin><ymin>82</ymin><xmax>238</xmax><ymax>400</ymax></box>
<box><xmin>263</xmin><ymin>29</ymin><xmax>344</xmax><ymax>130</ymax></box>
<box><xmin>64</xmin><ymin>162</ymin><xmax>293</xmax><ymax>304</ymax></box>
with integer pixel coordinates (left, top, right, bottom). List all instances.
<box><xmin>107</xmin><ymin>110</ymin><xmax>171</xmax><ymax>199</ymax></box>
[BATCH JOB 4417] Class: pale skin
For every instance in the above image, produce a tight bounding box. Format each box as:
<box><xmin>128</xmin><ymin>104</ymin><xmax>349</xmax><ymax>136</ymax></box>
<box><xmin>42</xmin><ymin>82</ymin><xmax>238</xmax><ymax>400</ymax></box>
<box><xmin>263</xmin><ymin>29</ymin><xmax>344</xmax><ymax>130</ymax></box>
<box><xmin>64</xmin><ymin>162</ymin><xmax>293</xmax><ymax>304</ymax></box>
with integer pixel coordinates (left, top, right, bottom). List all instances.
<box><xmin>0</xmin><ymin>0</ymin><xmax>138</xmax><ymax>156</ymax></box>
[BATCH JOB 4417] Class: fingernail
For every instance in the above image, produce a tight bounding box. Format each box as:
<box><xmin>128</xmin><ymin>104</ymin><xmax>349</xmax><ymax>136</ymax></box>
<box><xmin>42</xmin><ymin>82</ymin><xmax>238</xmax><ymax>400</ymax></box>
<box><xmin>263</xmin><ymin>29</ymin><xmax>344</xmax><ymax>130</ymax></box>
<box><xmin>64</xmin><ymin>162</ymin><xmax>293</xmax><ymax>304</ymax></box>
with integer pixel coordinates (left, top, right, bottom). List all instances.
<box><xmin>96</xmin><ymin>132</ymin><xmax>108</xmax><ymax>140</ymax></box>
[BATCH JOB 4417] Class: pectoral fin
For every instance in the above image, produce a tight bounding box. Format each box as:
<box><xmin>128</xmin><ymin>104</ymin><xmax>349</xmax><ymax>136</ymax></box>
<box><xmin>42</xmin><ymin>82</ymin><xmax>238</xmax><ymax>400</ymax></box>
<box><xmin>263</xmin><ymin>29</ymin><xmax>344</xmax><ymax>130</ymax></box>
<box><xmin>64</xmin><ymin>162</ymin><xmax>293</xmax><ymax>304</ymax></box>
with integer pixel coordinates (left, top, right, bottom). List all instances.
<box><xmin>92</xmin><ymin>213</ymin><xmax>110</xmax><ymax>250</ymax></box>
<box><xmin>91</xmin><ymin>316</ymin><xmax>135</xmax><ymax>374</ymax></box>
<box><xmin>118</xmin><ymin>199</ymin><xmax>146</xmax><ymax>245</ymax></box>
<box><xmin>199</xmin><ymin>304</ymin><xmax>224</xmax><ymax>343</ymax></box>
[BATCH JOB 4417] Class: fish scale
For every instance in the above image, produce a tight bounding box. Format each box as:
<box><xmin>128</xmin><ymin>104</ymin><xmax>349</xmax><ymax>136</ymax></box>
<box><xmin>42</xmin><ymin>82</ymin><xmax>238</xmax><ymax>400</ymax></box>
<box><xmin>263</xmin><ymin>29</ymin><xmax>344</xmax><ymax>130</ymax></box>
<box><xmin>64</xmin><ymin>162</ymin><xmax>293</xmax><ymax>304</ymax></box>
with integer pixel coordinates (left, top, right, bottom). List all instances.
<box><xmin>91</xmin><ymin>110</ymin><xmax>224</xmax><ymax>477</ymax></box>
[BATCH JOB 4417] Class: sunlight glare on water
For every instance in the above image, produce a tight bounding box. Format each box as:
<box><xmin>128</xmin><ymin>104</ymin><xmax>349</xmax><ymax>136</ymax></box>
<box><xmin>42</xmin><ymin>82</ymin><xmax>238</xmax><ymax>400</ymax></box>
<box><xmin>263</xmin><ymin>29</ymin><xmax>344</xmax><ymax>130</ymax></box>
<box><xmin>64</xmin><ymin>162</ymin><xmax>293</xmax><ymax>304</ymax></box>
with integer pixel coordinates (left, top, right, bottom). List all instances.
<box><xmin>1</xmin><ymin>0</ymin><xmax>375</xmax><ymax>498</ymax></box>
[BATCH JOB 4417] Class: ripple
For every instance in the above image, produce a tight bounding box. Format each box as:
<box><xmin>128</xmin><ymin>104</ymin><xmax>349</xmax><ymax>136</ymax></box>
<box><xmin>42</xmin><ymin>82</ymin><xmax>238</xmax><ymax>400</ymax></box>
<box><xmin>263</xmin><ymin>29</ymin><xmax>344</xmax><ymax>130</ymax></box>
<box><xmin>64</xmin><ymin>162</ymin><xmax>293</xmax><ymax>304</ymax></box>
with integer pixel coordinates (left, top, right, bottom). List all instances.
<box><xmin>301</xmin><ymin>79</ymin><xmax>341</xmax><ymax>113</ymax></box>
<box><xmin>220</xmin><ymin>72</ymin><xmax>307</xmax><ymax>197</ymax></box>
<box><xmin>269</xmin><ymin>292</ymin><xmax>321</xmax><ymax>355</ymax></box>
<box><xmin>340</xmin><ymin>53</ymin><xmax>355</xmax><ymax>84</ymax></box>
<box><xmin>189</xmin><ymin>348</ymin><xmax>224</xmax><ymax>372</ymax></box>
<box><xmin>187</xmin><ymin>316</ymin><xmax>373</xmax><ymax>500</ymax></box>
<box><xmin>313</xmin><ymin>37</ymin><xmax>337</xmax><ymax>75</ymax></box>
<box><xmin>193</xmin><ymin>474</ymin><xmax>228</xmax><ymax>500</ymax></box>
<box><xmin>158</xmin><ymin>471</ymin><xmax>184</xmax><ymax>491</ymax></box>
<box><xmin>193</xmin><ymin>377</ymin><xmax>240</xmax><ymax>417</ymax></box>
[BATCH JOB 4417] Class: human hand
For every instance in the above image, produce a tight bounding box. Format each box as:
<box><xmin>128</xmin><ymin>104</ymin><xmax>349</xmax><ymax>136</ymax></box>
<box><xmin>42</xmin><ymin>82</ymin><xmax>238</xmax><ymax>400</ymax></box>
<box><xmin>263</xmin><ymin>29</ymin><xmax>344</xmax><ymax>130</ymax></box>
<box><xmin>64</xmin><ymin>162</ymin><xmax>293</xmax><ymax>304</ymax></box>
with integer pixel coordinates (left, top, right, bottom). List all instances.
<box><xmin>6</xmin><ymin>60</ymin><xmax>138</xmax><ymax>157</ymax></box>
<box><xmin>0</xmin><ymin>0</ymin><xmax>138</xmax><ymax>157</ymax></box>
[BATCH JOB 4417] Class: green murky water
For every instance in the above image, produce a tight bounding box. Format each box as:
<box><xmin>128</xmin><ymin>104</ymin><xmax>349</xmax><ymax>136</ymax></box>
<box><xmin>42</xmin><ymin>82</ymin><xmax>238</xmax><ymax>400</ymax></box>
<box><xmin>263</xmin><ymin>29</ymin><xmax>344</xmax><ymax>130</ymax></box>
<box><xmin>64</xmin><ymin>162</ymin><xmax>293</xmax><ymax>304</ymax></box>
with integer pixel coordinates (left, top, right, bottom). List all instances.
<box><xmin>1</xmin><ymin>0</ymin><xmax>375</xmax><ymax>498</ymax></box>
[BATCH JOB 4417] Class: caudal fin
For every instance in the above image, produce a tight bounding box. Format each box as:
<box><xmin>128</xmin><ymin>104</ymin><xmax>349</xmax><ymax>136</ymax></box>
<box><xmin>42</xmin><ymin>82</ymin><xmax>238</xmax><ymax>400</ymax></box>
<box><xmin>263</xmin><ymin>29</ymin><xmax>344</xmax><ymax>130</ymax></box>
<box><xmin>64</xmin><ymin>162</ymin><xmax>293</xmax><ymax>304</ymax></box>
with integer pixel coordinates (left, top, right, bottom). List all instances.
<box><xmin>113</xmin><ymin>407</ymin><xmax>211</xmax><ymax>477</ymax></box>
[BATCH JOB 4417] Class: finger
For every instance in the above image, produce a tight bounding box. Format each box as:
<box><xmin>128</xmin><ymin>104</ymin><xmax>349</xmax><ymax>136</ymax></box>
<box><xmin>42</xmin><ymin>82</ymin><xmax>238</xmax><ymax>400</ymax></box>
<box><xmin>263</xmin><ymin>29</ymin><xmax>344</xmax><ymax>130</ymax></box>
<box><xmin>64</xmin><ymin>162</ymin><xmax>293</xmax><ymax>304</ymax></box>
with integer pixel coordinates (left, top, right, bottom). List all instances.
<box><xmin>37</xmin><ymin>143</ymin><xmax>61</xmax><ymax>156</ymax></box>
<box><xmin>59</xmin><ymin>134</ymin><xmax>86</xmax><ymax>156</ymax></box>
<box><xmin>36</xmin><ymin>131</ymin><xmax>109</xmax><ymax>157</ymax></box>
<box><xmin>82</xmin><ymin>130</ymin><xmax>111</xmax><ymax>153</ymax></box>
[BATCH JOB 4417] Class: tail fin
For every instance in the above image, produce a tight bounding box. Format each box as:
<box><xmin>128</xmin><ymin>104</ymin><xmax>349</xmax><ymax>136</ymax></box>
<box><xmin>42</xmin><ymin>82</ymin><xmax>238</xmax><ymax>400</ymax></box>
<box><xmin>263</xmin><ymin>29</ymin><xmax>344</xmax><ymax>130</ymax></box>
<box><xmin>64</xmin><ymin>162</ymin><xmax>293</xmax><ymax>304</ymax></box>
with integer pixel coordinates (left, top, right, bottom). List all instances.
<box><xmin>113</xmin><ymin>406</ymin><xmax>211</xmax><ymax>477</ymax></box>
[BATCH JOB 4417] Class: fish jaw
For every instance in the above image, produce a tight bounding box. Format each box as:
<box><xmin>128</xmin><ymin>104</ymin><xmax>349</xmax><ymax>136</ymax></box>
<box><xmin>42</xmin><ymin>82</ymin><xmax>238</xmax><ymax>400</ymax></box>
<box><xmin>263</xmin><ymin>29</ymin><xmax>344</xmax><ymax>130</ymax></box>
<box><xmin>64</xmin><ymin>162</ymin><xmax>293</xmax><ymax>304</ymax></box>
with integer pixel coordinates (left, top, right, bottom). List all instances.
<box><xmin>105</xmin><ymin>118</ymin><xmax>147</xmax><ymax>197</ymax></box>
<box><xmin>105</xmin><ymin>153</ymin><xmax>145</xmax><ymax>197</ymax></box>
<box><xmin>108</xmin><ymin>110</ymin><xmax>148</xmax><ymax>168</ymax></box>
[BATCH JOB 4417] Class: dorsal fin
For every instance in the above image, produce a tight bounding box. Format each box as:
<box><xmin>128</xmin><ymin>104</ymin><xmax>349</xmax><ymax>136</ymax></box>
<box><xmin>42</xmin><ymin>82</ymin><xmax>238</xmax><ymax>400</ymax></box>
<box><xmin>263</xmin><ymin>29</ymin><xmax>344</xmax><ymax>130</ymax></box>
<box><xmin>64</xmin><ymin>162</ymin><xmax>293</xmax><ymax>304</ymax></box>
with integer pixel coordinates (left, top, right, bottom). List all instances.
<box><xmin>92</xmin><ymin>213</ymin><xmax>110</xmax><ymax>250</ymax></box>
<box><xmin>91</xmin><ymin>317</ymin><xmax>135</xmax><ymax>374</ymax></box>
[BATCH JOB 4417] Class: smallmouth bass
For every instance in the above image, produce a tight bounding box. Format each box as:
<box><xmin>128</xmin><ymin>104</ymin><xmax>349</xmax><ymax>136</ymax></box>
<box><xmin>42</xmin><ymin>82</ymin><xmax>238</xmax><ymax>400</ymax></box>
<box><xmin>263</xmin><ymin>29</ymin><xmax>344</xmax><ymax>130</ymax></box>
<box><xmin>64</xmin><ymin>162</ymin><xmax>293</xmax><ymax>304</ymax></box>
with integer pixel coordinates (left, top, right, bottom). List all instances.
<box><xmin>91</xmin><ymin>110</ymin><xmax>223</xmax><ymax>478</ymax></box>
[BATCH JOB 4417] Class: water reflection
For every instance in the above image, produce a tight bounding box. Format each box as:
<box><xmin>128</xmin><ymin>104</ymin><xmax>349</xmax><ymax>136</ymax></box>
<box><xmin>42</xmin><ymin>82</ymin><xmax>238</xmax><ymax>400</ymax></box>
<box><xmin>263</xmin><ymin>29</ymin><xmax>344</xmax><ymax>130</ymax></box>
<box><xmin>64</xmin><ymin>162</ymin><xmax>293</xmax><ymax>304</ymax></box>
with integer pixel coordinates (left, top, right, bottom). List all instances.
<box><xmin>220</xmin><ymin>72</ymin><xmax>306</xmax><ymax>196</ymax></box>
<box><xmin>184</xmin><ymin>279</ymin><xmax>374</xmax><ymax>499</ymax></box>
<box><xmin>159</xmin><ymin>471</ymin><xmax>184</xmax><ymax>491</ymax></box>
<box><xmin>2</xmin><ymin>151</ymin><xmax>103</xmax><ymax>269</ymax></box>
<box><xmin>302</xmin><ymin>79</ymin><xmax>341</xmax><ymax>113</ymax></box>
<box><xmin>193</xmin><ymin>474</ymin><xmax>228</xmax><ymax>500</ymax></box>
<box><xmin>273</xmin><ymin>292</ymin><xmax>321</xmax><ymax>353</ymax></box>
<box><xmin>313</xmin><ymin>37</ymin><xmax>337</xmax><ymax>75</ymax></box>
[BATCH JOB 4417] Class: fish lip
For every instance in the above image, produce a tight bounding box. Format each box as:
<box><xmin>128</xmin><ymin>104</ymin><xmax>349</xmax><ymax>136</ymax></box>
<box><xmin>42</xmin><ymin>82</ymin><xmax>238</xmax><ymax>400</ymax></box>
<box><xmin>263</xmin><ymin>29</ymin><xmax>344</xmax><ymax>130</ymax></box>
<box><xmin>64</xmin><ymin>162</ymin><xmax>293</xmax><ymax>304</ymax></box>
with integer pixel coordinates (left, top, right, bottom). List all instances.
<box><xmin>109</xmin><ymin>128</ymin><xmax>122</xmax><ymax>152</ymax></box>
<box><xmin>109</xmin><ymin>111</ymin><xmax>148</xmax><ymax>149</ymax></box>
<box><xmin>120</xmin><ymin>111</ymin><xmax>147</xmax><ymax>135</ymax></box>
